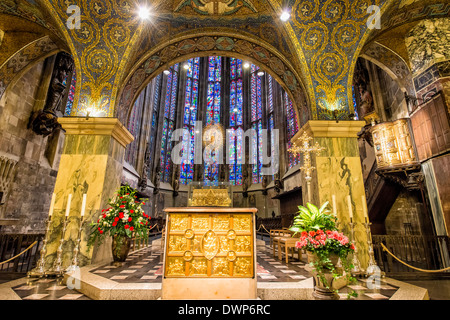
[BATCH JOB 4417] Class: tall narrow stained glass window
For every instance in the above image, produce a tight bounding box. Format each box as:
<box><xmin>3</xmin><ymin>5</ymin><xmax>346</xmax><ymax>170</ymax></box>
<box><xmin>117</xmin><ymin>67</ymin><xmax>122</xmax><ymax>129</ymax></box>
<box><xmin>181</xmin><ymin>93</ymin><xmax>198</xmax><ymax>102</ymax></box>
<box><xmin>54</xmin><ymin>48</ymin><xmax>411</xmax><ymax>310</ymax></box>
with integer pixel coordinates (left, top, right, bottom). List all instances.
<box><xmin>125</xmin><ymin>94</ymin><xmax>144</xmax><ymax>167</ymax></box>
<box><xmin>228</xmin><ymin>58</ymin><xmax>244</xmax><ymax>185</ymax></box>
<box><xmin>285</xmin><ymin>91</ymin><xmax>300</xmax><ymax>168</ymax></box>
<box><xmin>267</xmin><ymin>75</ymin><xmax>277</xmax><ymax>179</ymax></box>
<box><xmin>250</xmin><ymin>64</ymin><xmax>264</xmax><ymax>184</ymax></box>
<box><xmin>147</xmin><ymin>74</ymin><xmax>162</xmax><ymax>177</ymax></box>
<box><xmin>180</xmin><ymin>58</ymin><xmax>200</xmax><ymax>185</ymax></box>
<box><xmin>159</xmin><ymin>63</ymin><xmax>179</xmax><ymax>183</ymax></box>
<box><xmin>64</xmin><ymin>69</ymin><xmax>76</xmax><ymax>116</ymax></box>
<box><xmin>204</xmin><ymin>56</ymin><xmax>222</xmax><ymax>183</ymax></box>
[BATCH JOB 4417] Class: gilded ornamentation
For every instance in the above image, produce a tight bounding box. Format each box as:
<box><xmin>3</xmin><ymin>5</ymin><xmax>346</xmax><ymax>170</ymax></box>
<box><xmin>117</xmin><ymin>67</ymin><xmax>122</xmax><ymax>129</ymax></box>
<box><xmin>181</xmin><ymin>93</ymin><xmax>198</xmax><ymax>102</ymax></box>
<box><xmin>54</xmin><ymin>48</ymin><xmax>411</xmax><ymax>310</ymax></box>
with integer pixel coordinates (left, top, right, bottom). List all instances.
<box><xmin>174</xmin><ymin>0</ymin><xmax>257</xmax><ymax>15</ymax></box>
<box><xmin>190</xmin><ymin>188</ymin><xmax>232</xmax><ymax>207</ymax></box>
<box><xmin>165</xmin><ymin>210</ymin><xmax>254</xmax><ymax>278</ymax></box>
<box><xmin>233</xmin><ymin>216</ymin><xmax>251</xmax><ymax>231</ymax></box>
<box><xmin>212</xmin><ymin>258</ymin><xmax>230</xmax><ymax>276</ymax></box>
<box><xmin>168</xmin><ymin>236</ymin><xmax>187</xmax><ymax>252</ymax></box>
<box><xmin>185</xmin><ymin>229</ymin><xmax>195</xmax><ymax>239</ymax></box>
<box><xmin>235</xmin><ymin>236</ymin><xmax>252</xmax><ymax>253</ymax></box>
<box><xmin>201</xmin><ymin>230</ymin><xmax>220</xmax><ymax>260</ymax></box>
<box><xmin>167</xmin><ymin>257</ymin><xmax>185</xmax><ymax>276</ymax></box>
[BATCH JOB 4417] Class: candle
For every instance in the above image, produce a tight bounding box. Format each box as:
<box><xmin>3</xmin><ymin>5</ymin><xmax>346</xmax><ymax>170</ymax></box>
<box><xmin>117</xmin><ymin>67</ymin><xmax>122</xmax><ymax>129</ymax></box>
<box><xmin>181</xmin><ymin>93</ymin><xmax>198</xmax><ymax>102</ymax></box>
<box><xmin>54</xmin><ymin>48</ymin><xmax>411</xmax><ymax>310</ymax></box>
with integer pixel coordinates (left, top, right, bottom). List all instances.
<box><xmin>331</xmin><ymin>194</ymin><xmax>337</xmax><ymax>217</ymax></box>
<box><xmin>48</xmin><ymin>193</ymin><xmax>56</xmax><ymax>218</ymax></box>
<box><xmin>362</xmin><ymin>195</ymin><xmax>369</xmax><ymax>221</ymax></box>
<box><xmin>81</xmin><ymin>194</ymin><xmax>87</xmax><ymax>217</ymax></box>
<box><xmin>347</xmin><ymin>195</ymin><xmax>353</xmax><ymax>220</ymax></box>
<box><xmin>65</xmin><ymin>194</ymin><xmax>72</xmax><ymax>217</ymax></box>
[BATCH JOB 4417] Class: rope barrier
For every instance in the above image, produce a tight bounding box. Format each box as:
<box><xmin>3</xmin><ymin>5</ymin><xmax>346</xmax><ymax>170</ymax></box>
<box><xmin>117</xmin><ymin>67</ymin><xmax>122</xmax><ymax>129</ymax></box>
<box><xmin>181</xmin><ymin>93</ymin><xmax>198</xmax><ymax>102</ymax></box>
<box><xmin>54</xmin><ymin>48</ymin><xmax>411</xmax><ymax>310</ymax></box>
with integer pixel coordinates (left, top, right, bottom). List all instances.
<box><xmin>0</xmin><ymin>241</ymin><xmax>38</xmax><ymax>266</ymax></box>
<box><xmin>380</xmin><ymin>243</ymin><xmax>450</xmax><ymax>273</ymax></box>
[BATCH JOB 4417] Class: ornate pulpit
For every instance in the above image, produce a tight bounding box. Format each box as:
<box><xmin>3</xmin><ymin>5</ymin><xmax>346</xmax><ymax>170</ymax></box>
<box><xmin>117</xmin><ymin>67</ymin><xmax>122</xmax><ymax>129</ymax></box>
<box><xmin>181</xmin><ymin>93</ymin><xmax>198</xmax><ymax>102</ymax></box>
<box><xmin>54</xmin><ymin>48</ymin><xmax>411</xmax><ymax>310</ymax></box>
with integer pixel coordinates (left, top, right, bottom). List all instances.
<box><xmin>161</xmin><ymin>183</ymin><xmax>257</xmax><ymax>299</ymax></box>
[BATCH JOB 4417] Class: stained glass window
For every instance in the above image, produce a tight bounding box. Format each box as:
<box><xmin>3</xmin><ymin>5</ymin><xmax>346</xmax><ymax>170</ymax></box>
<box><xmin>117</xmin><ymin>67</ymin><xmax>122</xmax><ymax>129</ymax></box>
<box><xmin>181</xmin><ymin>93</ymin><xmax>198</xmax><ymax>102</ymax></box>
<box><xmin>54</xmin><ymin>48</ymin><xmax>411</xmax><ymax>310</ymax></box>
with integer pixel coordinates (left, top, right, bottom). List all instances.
<box><xmin>204</xmin><ymin>56</ymin><xmax>222</xmax><ymax>183</ymax></box>
<box><xmin>146</xmin><ymin>74</ymin><xmax>162</xmax><ymax>178</ymax></box>
<box><xmin>285</xmin><ymin>91</ymin><xmax>300</xmax><ymax>169</ymax></box>
<box><xmin>229</xmin><ymin>58</ymin><xmax>243</xmax><ymax>185</ymax></box>
<box><xmin>64</xmin><ymin>69</ymin><xmax>76</xmax><ymax>116</ymax></box>
<box><xmin>267</xmin><ymin>75</ymin><xmax>277</xmax><ymax>179</ymax></box>
<box><xmin>250</xmin><ymin>64</ymin><xmax>264</xmax><ymax>184</ymax></box>
<box><xmin>180</xmin><ymin>58</ymin><xmax>200</xmax><ymax>185</ymax></box>
<box><xmin>159</xmin><ymin>63</ymin><xmax>179</xmax><ymax>183</ymax></box>
<box><xmin>125</xmin><ymin>94</ymin><xmax>144</xmax><ymax>167</ymax></box>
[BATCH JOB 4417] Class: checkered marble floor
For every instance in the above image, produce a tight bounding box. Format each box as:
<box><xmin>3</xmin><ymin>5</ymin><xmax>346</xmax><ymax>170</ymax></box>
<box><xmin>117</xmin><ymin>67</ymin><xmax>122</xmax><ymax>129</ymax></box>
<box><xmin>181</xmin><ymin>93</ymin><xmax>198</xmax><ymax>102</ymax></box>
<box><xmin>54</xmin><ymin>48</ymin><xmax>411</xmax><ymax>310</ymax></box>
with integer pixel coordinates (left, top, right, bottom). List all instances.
<box><xmin>9</xmin><ymin>243</ymin><xmax>399</xmax><ymax>300</ymax></box>
<box><xmin>12</xmin><ymin>278</ymin><xmax>91</xmax><ymax>300</ymax></box>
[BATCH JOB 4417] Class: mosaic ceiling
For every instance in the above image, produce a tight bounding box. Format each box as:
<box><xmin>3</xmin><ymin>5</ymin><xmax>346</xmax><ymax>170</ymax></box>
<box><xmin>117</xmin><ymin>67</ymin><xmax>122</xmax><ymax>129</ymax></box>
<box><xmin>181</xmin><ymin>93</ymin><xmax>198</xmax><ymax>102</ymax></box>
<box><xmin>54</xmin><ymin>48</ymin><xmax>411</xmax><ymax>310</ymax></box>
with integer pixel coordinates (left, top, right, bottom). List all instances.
<box><xmin>0</xmin><ymin>0</ymin><xmax>449</xmax><ymax>123</ymax></box>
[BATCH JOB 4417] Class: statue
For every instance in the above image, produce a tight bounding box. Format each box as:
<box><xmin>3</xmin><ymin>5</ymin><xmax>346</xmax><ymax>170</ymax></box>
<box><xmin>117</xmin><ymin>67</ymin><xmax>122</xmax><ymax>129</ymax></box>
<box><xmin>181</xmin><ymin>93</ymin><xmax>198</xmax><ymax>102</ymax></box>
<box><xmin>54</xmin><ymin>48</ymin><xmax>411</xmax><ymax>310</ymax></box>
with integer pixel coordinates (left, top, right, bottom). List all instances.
<box><xmin>353</xmin><ymin>59</ymin><xmax>374</xmax><ymax>118</ymax></box>
<box><xmin>261</xmin><ymin>175</ymin><xmax>268</xmax><ymax>195</ymax></box>
<box><xmin>138</xmin><ymin>143</ymin><xmax>151</xmax><ymax>191</ymax></box>
<box><xmin>30</xmin><ymin>52</ymin><xmax>74</xmax><ymax>136</ymax></box>
<box><xmin>153</xmin><ymin>162</ymin><xmax>161</xmax><ymax>194</ymax></box>
<box><xmin>242</xmin><ymin>165</ymin><xmax>249</xmax><ymax>198</ymax></box>
<box><xmin>172</xmin><ymin>165</ymin><xmax>180</xmax><ymax>197</ymax></box>
<box><xmin>274</xmin><ymin>172</ymin><xmax>283</xmax><ymax>194</ymax></box>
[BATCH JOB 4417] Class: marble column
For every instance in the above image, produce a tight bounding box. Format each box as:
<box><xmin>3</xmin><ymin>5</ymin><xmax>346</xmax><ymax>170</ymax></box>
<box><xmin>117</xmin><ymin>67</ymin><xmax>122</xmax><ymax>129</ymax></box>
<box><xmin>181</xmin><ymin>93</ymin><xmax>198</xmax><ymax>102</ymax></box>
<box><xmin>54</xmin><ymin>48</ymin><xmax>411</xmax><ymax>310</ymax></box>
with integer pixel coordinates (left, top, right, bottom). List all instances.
<box><xmin>292</xmin><ymin>120</ymin><xmax>370</xmax><ymax>269</ymax></box>
<box><xmin>44</xmin><ymin>117</ymin><xmax>134</xmax><ymax>270</ymax></box>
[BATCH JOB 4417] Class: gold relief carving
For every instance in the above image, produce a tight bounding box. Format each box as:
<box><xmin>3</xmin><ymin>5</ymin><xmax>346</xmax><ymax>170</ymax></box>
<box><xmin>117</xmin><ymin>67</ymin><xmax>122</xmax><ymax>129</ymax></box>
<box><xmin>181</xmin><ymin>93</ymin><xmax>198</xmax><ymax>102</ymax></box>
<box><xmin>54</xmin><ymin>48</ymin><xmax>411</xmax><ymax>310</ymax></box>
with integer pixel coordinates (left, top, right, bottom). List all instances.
<box><xmin>227</xmin><ymin>251</ymin><xmax>237</xmax><ymax>262</ymax></box>
<box><xmin>165</xmin><ymin>211</ymin><xmax>255</xmax><ymax>278</ymax></box>
<box><xmin>235</xmin><ymin>236</ymin><xmax>252</xmax><ymax>253</ymax></box>
<box><xmin>183</xmin><ymin>251</ymin><xmax>193</xmax><ymax>262</ymax></box>
<box><xmin>212</xmin><ymin>216</ymin><xmax>230</xmax><ymax>230</ymax></box>
<box><xmin>184</xmin><ymin>229</ymin><xmax>194</xmax><ymax>239</ymax></box>
<box><xmin>170</xmin><ymin>214</ymin><xmax>189</xmax><ymax>231</ymax></box>
<box><xmin>191</xmin><ymin>215</ymin><xmax>210</xmax><ymax>230</ymax></box>
<box><xmin>212</xmin><ymin>258</ymin><xmax>230</xmax><ymax>276</ymax></box>
<box><xmin>167</xmin><ymin>258</ymin><xmax>185</xmax><ymax>276</ymax></box>
<box><xmin>201</xmin><ymin>230</ymin><xmax>220</xmax><ymax>260</ymax></box>
<box><xmin>218</xmin><ymin>236</ymin><xmax>229</xmax><ymax>253</ymax></box>
<box><xmin>234</xmin><ymin>257</ymin><xmax>252</xmax><ymax>276</ymax></box>
<box><xmin>233</xmin><ymin>216</ymin><xmax>251</xmax><ymax>231</ymax></box>
<box><xmin>168</xmin><ymin>236</ymin><xmax>187</xmax><ymax>252</ymax></box>
<box><xmin>192</xmin><ymin>235</ymin><xmax>203</xmax><ymax>253</ymax></box>
<box><xmin>190</xmin><ymin>189</ymin><xmax>232</xmax><ymax>207</ymax></box>
<box><xmin>227</xmin><ymin>229</ymin><xmax>237</xmax><ymax>240</ymax></box>
<box><xmin>190</xmin><ymin>258</ymin><xmax>208</xmax><ymax>276</ymax></box>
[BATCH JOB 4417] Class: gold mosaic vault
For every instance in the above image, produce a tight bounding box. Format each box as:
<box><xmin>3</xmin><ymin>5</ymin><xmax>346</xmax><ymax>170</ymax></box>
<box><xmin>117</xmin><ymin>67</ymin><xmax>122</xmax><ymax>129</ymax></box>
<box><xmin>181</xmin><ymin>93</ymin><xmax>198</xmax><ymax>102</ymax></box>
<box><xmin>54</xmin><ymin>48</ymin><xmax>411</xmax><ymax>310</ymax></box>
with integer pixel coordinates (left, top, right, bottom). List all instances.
<box><xmin>163</xmin><ymin>208</ymin><xmax>256</xmax><ymax>278</ymax></box>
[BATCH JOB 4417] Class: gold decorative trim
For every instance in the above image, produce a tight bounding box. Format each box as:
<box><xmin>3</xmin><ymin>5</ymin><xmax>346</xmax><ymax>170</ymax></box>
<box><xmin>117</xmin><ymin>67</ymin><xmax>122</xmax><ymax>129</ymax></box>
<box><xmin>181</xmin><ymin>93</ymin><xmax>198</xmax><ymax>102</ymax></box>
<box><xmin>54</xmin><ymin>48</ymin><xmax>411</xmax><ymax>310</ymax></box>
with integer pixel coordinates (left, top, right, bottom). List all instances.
<box><xmin>293</xmin><ymin>120</ymin><xmax>366</xmax><ymax>141</ymax></box>
<box><xmin>58</xmin><ymin>117</ymin><xmax>134</xmax><ymax>148</ymax></box>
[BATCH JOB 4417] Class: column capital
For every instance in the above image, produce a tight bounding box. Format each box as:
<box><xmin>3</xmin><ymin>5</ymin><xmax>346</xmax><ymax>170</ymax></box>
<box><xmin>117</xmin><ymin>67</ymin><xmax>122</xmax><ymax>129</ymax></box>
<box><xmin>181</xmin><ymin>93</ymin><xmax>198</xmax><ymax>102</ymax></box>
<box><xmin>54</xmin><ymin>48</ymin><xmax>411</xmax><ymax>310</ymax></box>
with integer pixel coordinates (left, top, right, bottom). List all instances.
<box><xmin>58</xmin><ymin>117</ymin><xmax>134</xmax><ymax>148</ymax></box>
<box><xmin>293</xmin><ymin>120</ymin><xmax>366</xmax><ymax>142</ymax></box>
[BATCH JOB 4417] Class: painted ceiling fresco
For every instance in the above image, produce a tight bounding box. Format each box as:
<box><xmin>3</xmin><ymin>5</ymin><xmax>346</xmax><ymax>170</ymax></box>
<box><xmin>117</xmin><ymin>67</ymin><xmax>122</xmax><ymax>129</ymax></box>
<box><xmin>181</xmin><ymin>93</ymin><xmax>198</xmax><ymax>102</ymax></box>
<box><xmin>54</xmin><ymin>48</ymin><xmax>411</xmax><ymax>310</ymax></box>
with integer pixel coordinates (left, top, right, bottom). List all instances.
<box><xmin>0</xmin><ymin>0</ymin><xmax>449</xmax><ymax>124</ymax></box>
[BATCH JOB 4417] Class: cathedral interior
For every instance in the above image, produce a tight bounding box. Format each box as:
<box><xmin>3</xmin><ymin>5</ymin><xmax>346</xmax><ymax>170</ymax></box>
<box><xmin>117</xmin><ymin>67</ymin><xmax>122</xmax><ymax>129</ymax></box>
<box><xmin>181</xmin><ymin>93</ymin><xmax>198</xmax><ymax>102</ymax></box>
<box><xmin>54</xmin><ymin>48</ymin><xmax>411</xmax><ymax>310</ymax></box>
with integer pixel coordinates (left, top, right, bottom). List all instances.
<box><xmin>0</xmin><ymin>0</ymin><xmax>449</xmax><ymax>301</ymax></box>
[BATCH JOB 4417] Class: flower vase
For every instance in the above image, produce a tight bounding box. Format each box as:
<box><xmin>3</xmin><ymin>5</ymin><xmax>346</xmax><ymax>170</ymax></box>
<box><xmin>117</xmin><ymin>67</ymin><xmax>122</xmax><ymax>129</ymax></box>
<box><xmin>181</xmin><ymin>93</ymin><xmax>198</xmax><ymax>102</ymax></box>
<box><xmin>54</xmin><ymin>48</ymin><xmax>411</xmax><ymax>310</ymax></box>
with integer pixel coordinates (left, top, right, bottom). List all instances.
<box><xmin>112</xmin><ymin>234</ymin><xmax>132</xmax><ymax>264</ymax></box>
<box><xmin>306</xmin><ymin>252</ymin><xmax>341</xmax><ymax>300</ymax></box>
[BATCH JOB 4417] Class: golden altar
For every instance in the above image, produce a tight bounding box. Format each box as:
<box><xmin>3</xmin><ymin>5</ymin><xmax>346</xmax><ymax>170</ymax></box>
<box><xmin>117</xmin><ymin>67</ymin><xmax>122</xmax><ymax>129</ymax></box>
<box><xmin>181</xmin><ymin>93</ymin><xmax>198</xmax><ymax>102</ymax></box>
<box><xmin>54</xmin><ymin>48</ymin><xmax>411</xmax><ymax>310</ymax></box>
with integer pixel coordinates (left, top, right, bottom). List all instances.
<box><xmin>161</xmin><ymin>207</ymin><xmax>258</xmax><ymax>300</ymax></box>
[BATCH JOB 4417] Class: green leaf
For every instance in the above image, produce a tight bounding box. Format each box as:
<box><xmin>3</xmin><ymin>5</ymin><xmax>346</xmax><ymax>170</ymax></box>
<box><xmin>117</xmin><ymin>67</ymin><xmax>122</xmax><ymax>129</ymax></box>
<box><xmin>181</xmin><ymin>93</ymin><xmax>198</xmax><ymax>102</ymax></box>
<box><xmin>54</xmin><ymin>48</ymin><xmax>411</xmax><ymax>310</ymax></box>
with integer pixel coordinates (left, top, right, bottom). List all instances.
<box><xmin>306</xmin><ymin>203</ymin><xmax>319</xmax><ymax>215</ymax></box>
<box><xmin>319</xmin><ymin>201</ymin><xmax>329</xmax><ymax>214</ymax></box>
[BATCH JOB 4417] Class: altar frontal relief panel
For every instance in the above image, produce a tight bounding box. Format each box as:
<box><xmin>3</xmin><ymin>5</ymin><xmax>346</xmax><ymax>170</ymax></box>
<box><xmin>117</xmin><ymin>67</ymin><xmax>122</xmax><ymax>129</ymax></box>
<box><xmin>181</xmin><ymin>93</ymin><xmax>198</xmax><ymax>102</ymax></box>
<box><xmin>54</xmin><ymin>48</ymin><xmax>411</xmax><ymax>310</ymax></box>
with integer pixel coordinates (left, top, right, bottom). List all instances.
<box><xmin>162</xmin><ymin>208</ymin><xmax>257</xmax><ymax>299</ymax></box>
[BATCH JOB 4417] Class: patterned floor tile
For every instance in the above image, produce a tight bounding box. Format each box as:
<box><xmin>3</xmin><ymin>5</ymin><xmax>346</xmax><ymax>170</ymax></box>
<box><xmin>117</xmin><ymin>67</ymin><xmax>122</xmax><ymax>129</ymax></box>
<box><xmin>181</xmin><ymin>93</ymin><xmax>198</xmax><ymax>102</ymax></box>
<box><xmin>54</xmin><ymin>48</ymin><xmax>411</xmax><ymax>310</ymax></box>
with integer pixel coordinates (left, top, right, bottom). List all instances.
<box><xmin>46</xmin><ymin>286</ymin><xmax>67</xmax><ymax>291</ymax></box>
<box><xmin>23</xmin><ymin>294</ymin><xmax>49</xmax><ymax>300</ymax></box>
<box><xmin>120</xmin><ymin>270</ymin><xmax>137</xmax><ymax>274</ymax></box>
<box><xmin>364</xmin><ymin>293</ymin><xmax>389</xmax><ymax>300</ymax></box>
<box><xmin>111</xmin><ymin>275</ymin><xmax>129</xmax><ymax>280</ymax></box>
<box><xmin>59</xmin><ymin>294</ymin><xmax>84</xmax><ymax>300</ymax></box>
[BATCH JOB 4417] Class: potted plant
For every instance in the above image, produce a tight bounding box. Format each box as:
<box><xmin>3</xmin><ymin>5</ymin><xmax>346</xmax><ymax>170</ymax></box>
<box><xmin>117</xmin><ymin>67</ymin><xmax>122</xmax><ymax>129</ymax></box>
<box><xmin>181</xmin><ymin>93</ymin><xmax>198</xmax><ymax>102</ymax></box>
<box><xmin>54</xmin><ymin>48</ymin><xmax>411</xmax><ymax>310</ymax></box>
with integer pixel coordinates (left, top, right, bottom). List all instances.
<box><xmin>289</xmin><ymin>202</ymin><xmax>357</xmax><ymax>300</ymax></box>
<box><xmin>87</xmin><ymin>185</ymin><xmax>151</xmax><ymax>263</ymax></box>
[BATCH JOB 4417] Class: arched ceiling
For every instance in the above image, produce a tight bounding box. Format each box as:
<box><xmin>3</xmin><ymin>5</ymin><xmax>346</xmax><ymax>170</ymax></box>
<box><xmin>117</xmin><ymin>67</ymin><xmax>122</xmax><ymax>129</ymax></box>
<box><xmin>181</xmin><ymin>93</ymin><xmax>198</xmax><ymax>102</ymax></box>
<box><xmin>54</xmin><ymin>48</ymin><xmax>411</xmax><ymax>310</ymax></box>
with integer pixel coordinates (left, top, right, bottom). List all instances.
<box><xmin>0</xmin><ymin>0</ymin><xmax>449</xmax><ymax>124</ymax></box>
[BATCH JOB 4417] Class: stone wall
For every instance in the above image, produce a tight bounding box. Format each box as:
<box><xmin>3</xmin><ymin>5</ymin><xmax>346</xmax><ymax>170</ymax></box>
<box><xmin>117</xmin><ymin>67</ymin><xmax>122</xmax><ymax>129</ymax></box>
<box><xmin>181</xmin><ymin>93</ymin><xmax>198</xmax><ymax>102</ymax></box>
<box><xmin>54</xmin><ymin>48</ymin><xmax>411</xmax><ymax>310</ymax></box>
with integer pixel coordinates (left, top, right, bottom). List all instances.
<box><xmin>385</xmin><ymin>190</ymin><xmax>425</xmax><ymax>235</ymax></box>
<box><xmin>0</xmin><ymin>60</ymin><xmax>62</xmax><ymax>234</ymax></box>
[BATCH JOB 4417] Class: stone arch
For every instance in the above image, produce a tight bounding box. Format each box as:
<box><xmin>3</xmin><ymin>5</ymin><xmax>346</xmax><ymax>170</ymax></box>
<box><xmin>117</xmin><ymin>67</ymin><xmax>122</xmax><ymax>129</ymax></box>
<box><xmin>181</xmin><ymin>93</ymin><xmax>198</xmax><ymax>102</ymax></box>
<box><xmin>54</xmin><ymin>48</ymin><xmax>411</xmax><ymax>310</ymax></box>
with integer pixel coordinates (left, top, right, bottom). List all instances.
<box><xmin>116</xmin><ymin>32</ymin><xmax>310</xmax><ymax>128</ymax></box>
<box><xmin>0</xmin><ymin>36</ymin><xmax>62</xmax><ymax>102</ymax></box>
<box><xmin>360</xmin><ymin>42</ymin><xmax>415</xmax><ymax>96</ymax></box>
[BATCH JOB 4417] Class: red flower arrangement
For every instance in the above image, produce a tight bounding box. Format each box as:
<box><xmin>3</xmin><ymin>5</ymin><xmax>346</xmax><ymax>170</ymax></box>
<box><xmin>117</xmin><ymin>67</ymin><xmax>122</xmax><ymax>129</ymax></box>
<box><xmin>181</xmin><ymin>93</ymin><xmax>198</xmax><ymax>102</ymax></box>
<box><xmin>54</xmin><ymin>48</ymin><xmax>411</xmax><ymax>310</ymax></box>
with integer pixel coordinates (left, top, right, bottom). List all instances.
<box><xmin>88</xmin><ymin>185</ymin><xmax>151</xmax><ymax>247</ymax></box>
<box><xmin>295</xmin><ymin>229</ymin><xmax>355</xmax><ymax>254</ymax></box>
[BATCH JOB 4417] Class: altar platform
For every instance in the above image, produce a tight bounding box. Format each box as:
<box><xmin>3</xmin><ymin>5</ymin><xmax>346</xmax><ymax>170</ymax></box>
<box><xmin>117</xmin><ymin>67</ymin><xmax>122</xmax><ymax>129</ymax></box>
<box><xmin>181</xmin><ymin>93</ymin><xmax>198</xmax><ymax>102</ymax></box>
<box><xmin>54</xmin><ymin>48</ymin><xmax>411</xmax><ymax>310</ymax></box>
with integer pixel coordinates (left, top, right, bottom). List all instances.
<box><xmin>1</xmin><ymin>237</ymin><xmax>429</xmax><ymax>300</ymax></box>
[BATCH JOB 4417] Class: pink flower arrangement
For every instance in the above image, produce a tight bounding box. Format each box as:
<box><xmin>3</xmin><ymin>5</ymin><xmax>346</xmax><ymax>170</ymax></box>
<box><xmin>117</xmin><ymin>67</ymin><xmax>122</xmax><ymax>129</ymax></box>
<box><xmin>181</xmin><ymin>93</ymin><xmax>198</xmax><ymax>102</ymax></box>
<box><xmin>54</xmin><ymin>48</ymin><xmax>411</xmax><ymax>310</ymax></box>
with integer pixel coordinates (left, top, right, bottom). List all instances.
<box><xmin>295</xmin><ymin>229</ymin><xmax>355</xmax><ymax>253</ymax></box>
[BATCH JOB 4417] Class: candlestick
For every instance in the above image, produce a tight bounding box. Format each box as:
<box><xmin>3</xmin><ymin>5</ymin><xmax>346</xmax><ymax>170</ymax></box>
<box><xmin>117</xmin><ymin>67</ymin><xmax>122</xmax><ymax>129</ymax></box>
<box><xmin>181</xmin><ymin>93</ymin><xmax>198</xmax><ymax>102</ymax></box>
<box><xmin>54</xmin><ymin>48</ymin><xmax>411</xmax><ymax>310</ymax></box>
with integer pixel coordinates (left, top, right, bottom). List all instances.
<box><xmin>80</xmin><ymin>194</ymin><xmax>87</xmax><ymax>217</ymax></box>
<box><xmin>363</xmin><ymin>219</ymin><xmax>384</xmax><ymax>278</ymax></box>
<box><xmin>65</xmin><ymin>194</ymin><xmax>72</xmax><ymax>217</ymax></box>
<box><xmin>48</xmin><ymin>193</ymin><xmax>56</xmax><ymax>218</ymax></box>
<box><xmin>362</xmin><ymin>195</ymin><xmax>369</xmax><ymax>222</ymax></box>
<box><xmin>28</xmin><ymin>216</ymin><xmax>52</xmax><ymax>278</ymax></box>
<box><xmin>347</xmin><ymin>195</ymin><xmax>353</xmax><ymax>220</ymax></box>
<box><xmin>66</xmin><ymin>216</ymin><xmax>85</xmax><ymax>274</ymax></box>
<box><xmin>349</xmin><ymin>219</ymin><xmax>362</xmax><ymax>277</ymax></box>
<box><xmin>46</xmin><ymin>215</ymin><xmax>69</xmax><ymax>278</ymax></box>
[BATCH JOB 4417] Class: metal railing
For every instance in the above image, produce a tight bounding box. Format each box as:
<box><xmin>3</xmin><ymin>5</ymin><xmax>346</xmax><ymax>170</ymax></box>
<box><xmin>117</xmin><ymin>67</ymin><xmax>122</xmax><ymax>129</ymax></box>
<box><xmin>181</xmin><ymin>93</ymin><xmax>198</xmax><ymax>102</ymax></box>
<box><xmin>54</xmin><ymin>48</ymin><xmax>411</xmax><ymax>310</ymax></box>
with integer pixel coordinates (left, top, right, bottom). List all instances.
<box><xmin>0</xmin><ymin>233</ymin><xmax>44</xmax><ymax>276</ymax></box>
<box><xmin>372</xmin><ymin>235</ymin><xmax>450</xmax><ymax>279</ymax></box>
